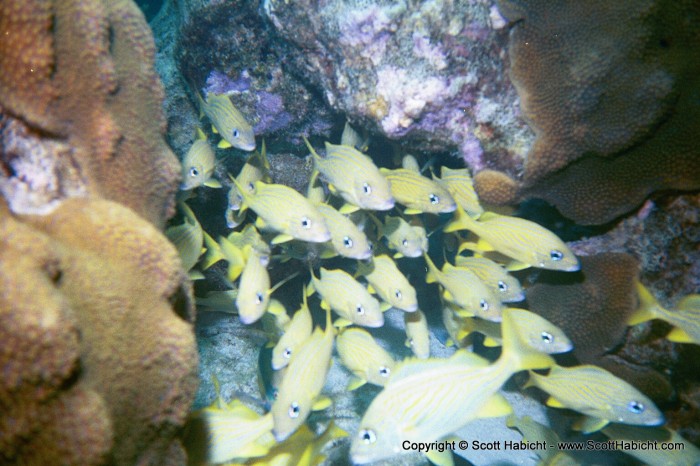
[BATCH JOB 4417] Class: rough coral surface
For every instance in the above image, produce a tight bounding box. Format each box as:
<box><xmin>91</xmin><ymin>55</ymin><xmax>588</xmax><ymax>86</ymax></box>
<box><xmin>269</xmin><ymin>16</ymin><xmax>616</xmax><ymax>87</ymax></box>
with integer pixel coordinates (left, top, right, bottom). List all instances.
<box><xmin>492</xmin><ymin>0</ymin><xmax>700</xmax><ymax>225</ymax></box>
<box><xmin>0</xmin><ymin>0</ymin><xmax>181</xmax><ymax>228</ymax></box>
<box><xmin>0</xmin><ymin>198</ymin><xmax>198</xmax><ymax>465</ymax></box>
<box><xmin>261</xmin><ymin>0</ymin><xmax>533</xmax><ymax>163</ymax></box>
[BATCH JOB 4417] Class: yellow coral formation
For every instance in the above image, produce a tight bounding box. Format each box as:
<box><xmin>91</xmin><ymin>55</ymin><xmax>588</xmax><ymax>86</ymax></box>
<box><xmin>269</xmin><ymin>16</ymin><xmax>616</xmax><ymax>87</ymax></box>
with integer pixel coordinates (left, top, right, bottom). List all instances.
<box><xmin>0</xmin><ymin>198</ymin><xmax>197</xmax><ymax>465</ymax></box>
<box><xmin>0</xmin><ymin>0</ymin><xmax>181</xmax><ymax>228</ymax></box>
<box><xmin>495</xmin><ymin>0</ymin><xmax>700</xmax><ymax>224</ymax></box>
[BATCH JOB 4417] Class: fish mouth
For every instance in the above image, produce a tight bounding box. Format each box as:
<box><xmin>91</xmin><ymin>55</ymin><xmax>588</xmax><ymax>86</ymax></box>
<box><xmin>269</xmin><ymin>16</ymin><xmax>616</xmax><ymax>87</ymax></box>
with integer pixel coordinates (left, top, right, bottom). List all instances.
<box><xmin>236</xmin><ymin>141</ymin><xmax>257</xmax><ymax>151</ymax></box>
<box><xmin>402</xmin><ymin>302</ymin><xmax>419</xmax><ymax>312</ymax></box>
<box><xmin>373</xmin><ymin>197</ymin><xmax>395</xmax><ymax>211</ymax></box>
<box><xmin>273</xmin><ymin>428</ymin><xmax>291</xmax><ymax>442</ymax></box>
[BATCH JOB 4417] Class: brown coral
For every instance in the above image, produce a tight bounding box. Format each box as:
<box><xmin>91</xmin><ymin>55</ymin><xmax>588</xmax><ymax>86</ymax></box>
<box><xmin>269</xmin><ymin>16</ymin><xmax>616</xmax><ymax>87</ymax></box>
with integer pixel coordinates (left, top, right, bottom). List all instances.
<box><xmin>492</xmin><ymin>0</ymin><xmax>700</xmax><ymax>224</ymax></box>
<box><xmin>526</xmin><ymin>253</ymin><xmax>673</xmax><ymax>401</ymax></box>
<box><xmin>473</xmin><ymin>169</ymin><xmax>518</xmax><ymax>206</ymax></box>
<box><xmin>0</xmin><ymin>0</ymin><xmax>181</xmax><ymax>228</ymax></box>
<box><xmin>0</xmin><ymin>198</ymin><xmax>198</xmax><ymax>465</ymax></box>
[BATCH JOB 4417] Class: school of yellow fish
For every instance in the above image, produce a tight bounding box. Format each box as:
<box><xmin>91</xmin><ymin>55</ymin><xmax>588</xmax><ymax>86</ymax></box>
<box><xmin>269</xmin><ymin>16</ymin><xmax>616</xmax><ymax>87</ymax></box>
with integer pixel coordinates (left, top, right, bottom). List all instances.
<box><xmin>167</xmin><ymin>94</ymin><xmax>700</xmax><ymax>466</ymax></box>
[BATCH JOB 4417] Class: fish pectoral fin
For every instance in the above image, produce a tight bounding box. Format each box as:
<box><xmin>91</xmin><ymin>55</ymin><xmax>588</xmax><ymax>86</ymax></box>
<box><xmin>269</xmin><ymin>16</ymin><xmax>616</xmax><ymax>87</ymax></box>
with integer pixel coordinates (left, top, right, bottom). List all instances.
<box><xmin>339</xmin><ymin>203</ymin><xmax>359</xmax><ymax>214</ymax></box>
<box><xmin>393</xmin><ymin>252</ymin><xmax>404</xmax><ymax>259</ymax></box>
<box><xmin>312</xmin><ymin>396</ymin><xmax>332</xmax><ymax>411</ymax></box>
<box><xmin>404</xmin><ymin>208</ymin><xmax>422</xmax><ymax>215</ymax></box>
<box><xmin>333</xmin><ymin>317</ymin><xmax>353</xmax><ymax>328</ymax></box>
<box><xmin>380</xmin><ymin>302</ymin><xmax>392</xmax><ymax>312</ymax></box>
<box><xmin>266</xmin><ymin>300</ymin><xmax>286</xmax><ymax>316</ymax></box>
<box><xmin>367</xmin><ymin>284</ymin><xmax>376</xmax><ymax>294</ymax></box>
<box><xmin>347</xmin><ymin>376</ymin><xmax>367</xmax><ymax>391</ymax></box>
<box><xmin>475</xmin><ymin>394</ymin><xmax>512</xmax><ymax>419</ymax></box>
<box><xmin>211</xmin><ymin>125</ymin><xmax>218</xmax><ymax>134</ymax></box>
<box><xmin>217</xmin><ymin>139</ymin><xmax>232</xmax><ymax>149</ymax></box>
<box><xmin>504</xmin><ymin>260</ymin><xmax>530</xmax><ymax>272</ymax></box>
<box><xmin>425</xmin><ymin>448</ymin><xmax>454</xmax><ymax>466</ymax></box>
<box><xmin>188</xmin><ymin>270</ymin><xmax>205</xmax><ymax>281</ymax></box>
<box><xmin>483</xmin><ymin>336</ymin><xmax>501</xmax><ymax>347</ymax></box>
<box><xmin>271</xmin><ymin>234</ymin><xmax>294</xmax><ymax>245</ymax></box>
<box><xmin>204</xmin><ymin>179</ymin><xmax>222</xmax><ymax>188</ymax></box>
<box><xmin>573</xmin><ymin>416</ymin><xmax>609</xmax><ymax>434</ymax></box>
<box><xmin>545</xmin><ymin>396</ymin><xmax>566</xmax><ymax>408</ymax></box>
<box><xmin>666</xmin><ymin>326</ymin><xmax>694</xmax><ymax>343</ymax></box>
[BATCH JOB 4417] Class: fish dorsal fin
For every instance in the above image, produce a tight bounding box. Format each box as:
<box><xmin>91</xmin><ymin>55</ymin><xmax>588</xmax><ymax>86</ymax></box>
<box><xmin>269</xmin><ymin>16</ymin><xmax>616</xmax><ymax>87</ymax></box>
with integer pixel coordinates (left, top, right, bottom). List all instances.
<box><xmin>271</xmin><ymin>233</ymin><xmax>294</xmax><ymax>245</ymax></box>
<box><xmin>475</xmin><ymin>393</ymin><xmax>512</xmax><ymax>419</ymax></box>
<box><xmin>312</xmin><ymin>396</ymin><xmax>332</xmax><ymax>411</ymax></box>
<box><xmin>347</xmin><ymin>376</ymin><xmax>367</xmax><ymax>391</ymax></box>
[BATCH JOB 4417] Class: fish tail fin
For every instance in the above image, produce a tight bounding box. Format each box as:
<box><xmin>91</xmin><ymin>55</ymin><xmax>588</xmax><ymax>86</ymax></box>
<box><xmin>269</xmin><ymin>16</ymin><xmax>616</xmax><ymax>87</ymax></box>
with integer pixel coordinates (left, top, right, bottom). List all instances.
<box><xmin>201</xmin><ymin>231</ymin><xmax>224</xmax><ymax>270</ymax></box>
<box><xmin>218</xmin><ymin>237</ymin><xmax>245</xmax><ymax>281</ymax></box>
<box><xmin>500</xmin><ymin>308</ymin><xmax>554</xmax><ymax>372</ymax></box>
<box><xmin>628</xmin><ymin>281</ymin><xmax>663</xmax><ymax>325</ymax></box>
<box><xmin>444</xmin><ymin>205</ymin><xmax>477</xmax><ymax>233</ymax></box>
<box><xmin>423</xmin><ymin>252</ymin><xmax>439</xmax><ymax>284</ymax></box>
<box><xmin>302</xmin><ymin>136</ymin><xmax>321</xmax><ymax>165</ymax></box>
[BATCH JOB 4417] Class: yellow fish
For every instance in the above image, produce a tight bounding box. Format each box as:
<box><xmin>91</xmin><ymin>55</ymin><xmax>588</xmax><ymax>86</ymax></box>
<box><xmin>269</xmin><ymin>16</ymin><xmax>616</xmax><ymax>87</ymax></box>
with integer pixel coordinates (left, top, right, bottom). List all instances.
<box><xmin>228</xmin><ymin>141</ymin><xmax>272</xmax><ymax>212</ymax></box>
<box><xmin>236</xmin><ymin>248</ymin><xmax>272</xmax><ymax>324</ymax></box>
<box><xmin>180</xmin><ymin>127</ymin><xmax>221</xmax><ymax>190</ymax></box>
<box><xmin>195</xmin><ymin>290</ymin><xmax>238</xmax><ymax>314</ymax></box>
<box><xmin>226</xmin><ymin>224</ymin><xmax>271</xmax><ymax>266</ymax></box>
<box><xmin>401</xmin><ymin>154</ymin><xmax>421</xmax><ymax>172</ymax></box>
<box><xmin>272</xmin><ymin>292</ymin><xmax>313</xmax><ymax>370</ymax></box>
<box><xmin>257</xmin><ymin>344</ymin><xmax>287</xmax><ymax>408</ymax></box>
<box><xmin>602</xmin><ymin>424</ymin><xmax>700</xmax><ymax>466</ymax></box>
<box><xmin>380</xmin><ymin>168</ymin><xmax>456</xmax><ymax>215</ymax></box>
<box><xmin>380</xmin><ymin>215</ymin><xmax>428</xmax><ymax>258</ymax></box>
<box><xmin>337</xmin><ymin>328</ymin><xmax>396</xmax><ymax>390</ymax></box>
<box><xmin>164</xmin><ymin>202</ymin><xmax>204</xmax><ymax>274</ymax></box>
<box><xmin>446</xmin><ymin>206</ymin><xmax>580</xmax><ymax>272</ymax></box>
<box><xmin>201</xmin><ymin>231</ymin><xmax>246</xmax><ymax>281</ymax></box>
<box><xmin>424</xmin><ymin>253</ymin><xmax>503</xmax><ymax>322</ymax></box>
<box><xmin>308</xmin><ymin>267</ymin><xmax>384</xmax><ymax>328</ymax></box>
<box><xmin>525</xmin><ymin>364</ymin><xmax>664</xmax><ymax>432</ymax></box>
<box><xmin>351</xmin><ymin>308</ymin><xmax>571</xmax><ymax>465</ymax></box>
<box><xmin>195</xmin><ymin>399</ymin><xmax>274</xmax><ymax>464</ymax></box>
<box><xmin>404</xmin><ymin>309</ymin><xmax>430</xmax><ymax>359</ymax></box>
<box><xmin>629</xmin><ymin>282</ymin><xmax>700</xmax><ymax>345</ymax></box>
<box><xmin>442</xmin><ymin>304</ymin><xmax>502</xmax><ymax>348</ymax></box>
<box><xmin>234</xmin><ymin>180</ymin><xmax>331</xmax><ymax>244</ymax></box>
<box><xmin>304</xmin><ymin>137</ymin><xmax>395</xmax><ymax>212</ymax></box>
<box><xmin>357</xmin><ymin>254</ymin><xmax>418</xmax><ymax>312</ymax></box>
<box><xmin>197</xmin><ymin>92</ymin><xmax>255</xmax><ymax>151</ymax></box>
<box><xmin>436</xmin><ymin>166</ymin><xmax>483</xmax><ymax>218</ymax></box>
<box><xmin>314</xmin><ymin>202</ymin><xmax>372</xmax><ymax>260</ymax></box>
<box><xmin>506</xmin><ymin>414</ymin><xmax>565</xmax><ymax>464</ymax></box>
<box><xmin>306</xmin><ymin>169</ymin><xmax>327</xmax><ymax>204</ymax></box>
<box><xmin>454</xmin><ymin>255</ymin><xmax>524</xmax><ymax>303</ymax></box>
<box><xmin>272</xmin><ymin>307</ymin><xmax>334</xmax><ymax>441</ymax></box>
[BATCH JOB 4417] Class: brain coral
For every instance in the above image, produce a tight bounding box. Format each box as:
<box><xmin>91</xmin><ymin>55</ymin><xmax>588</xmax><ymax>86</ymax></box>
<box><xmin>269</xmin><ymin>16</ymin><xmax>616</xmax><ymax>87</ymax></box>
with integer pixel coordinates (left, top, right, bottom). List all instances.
<box><xmin>0</xmin><ymin>198</ymin><xmax>198</xmax><ymax>465</ymax></box>
<box><xmin>0</xmin><ymin>0</ymin><xmax>181</xmax><ymax>228</ymax></box>
<box><xmin>487</xmin><ymin>0</ymin><xmax>700</xmax><ymax>225</ymax></box>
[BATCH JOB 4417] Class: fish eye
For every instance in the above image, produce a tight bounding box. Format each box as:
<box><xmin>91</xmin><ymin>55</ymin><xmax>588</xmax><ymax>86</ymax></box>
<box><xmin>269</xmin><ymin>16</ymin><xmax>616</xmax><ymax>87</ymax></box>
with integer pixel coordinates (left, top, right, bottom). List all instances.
<box><xmin>356</xmin><ymin>304</ymin><xmax>365</xmax><ymax>315</ymax></box>
<box><xmin>301</xmin><ymin>216</ymin><xmax>311</xmax><ymax>229</ymax></box>
<box><xmin>233</xmin><ymin>129</ymin><xmax>240</xmax><ymax>138</ymax></box>
<box><xmin>359</xmin><ymin>428</ymin><xmax>377</xmax><ymax>444</ymax></box>
<box><xmin>479</xmin><ymin>299</ymin><xmax>489</xmax><ymax>311</ymax></box>
<box><xmin>540</xmin><ymin>331</ymin><xmax>554</xmax><ymax>344</ymax></box>
<box><xmin>189</xmin><ymin>167</ymin><xmax>199</xmax><ymax>177</ymax></box>
<box><xmin>378</xmin><ymin>366</ymin><xmax>391</xmax><ymax>377</ymax></box>
<box><xmin>429</xmin><ymin>193</ymin><xmax>439</xmax><ymax>204</ymax></box>
<box><xmin>402</xmin><ymin>239</ymin><xmax>409</xmax><ymax>247</ymax></box>
<box><xmin>283</xmin><ymin>348</ymin><xmax>292</xmax><ymax>358</ymax></box>
<box><xmin>255</xmin><ymin>292</ymin><xmax>264</xmax><ymax>304</ymax></box>
<box><xmin>363</xmin><ymin>182</ymin><xmax>372</xmax><ymax>195</ymax></box>
<box><xmin>497</xmin><ymin>280</ymin><xmax>508</xmax><ymax>292</ymax></box>
<box><xmin>288</xmin><ymin>402</ymin><xmax>300</xmax><ymax>418</ymax></box>
<box><xmin>343</xmin><ymin>236</ymin><xmax>353</xmax><ymax>248</ymax></box>
<box><xmin>627</xmin><ymin>400</ymin><xmax>645</xmax><ymax>414</ymax></box>
<box><xmin>550</xmin><ymin>250</ymin><xmax>564</xmax><ymax>261</ymax></box>
<box><xmin>394</xmin><ymin>289</ymin><xmax>402</xmax><ymax>300</ymax></box>
<box><xmin>247</xmin><ymin>182</ymin><xmax>255</xmax><ymax>191</ymax></box>
<box><xmin>408</xmin><ymin>337</ymin><xmax>414</xmax><ymax>347</ymax></box>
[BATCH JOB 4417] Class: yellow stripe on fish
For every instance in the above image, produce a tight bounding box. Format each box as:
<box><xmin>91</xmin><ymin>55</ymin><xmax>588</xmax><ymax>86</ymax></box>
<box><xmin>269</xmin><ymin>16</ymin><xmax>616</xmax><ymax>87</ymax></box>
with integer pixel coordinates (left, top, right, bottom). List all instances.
<box><xmin>315</xmin><ymin>202</ymin><xmax>372</xmax><ymax>260</ymax></box>
<box><xmin>198</xmin><ymin>92</ymin><xmax>255</xmax><ymax>151</ymax></box>
<box><xmin>436</xmin><ymin>166</ymin><xmax>483</xmax><ymax>218</ymax></box>
<box><xmin>304</xmin><ymin>138</ymin><xmax>395</xmax><ymax>211</ymax></box>
<box><xmin>380</xmin><ymin>168</ymin><xmax>456</xmax><ymax>215</ymax></box>
<box><xmin>351</xmin><ymin>308</ymin><xmax>569</xmax><ymax>465</ymax></box>
<box><xmin>233</xmin><ymin>179</ymin><xmax>331</xmax><ymax>244</ymax></box>
<box><xmin>424</xmin><ymin>253</ymin><xmax>503</xmax><ymax>322</ymax></box>
<box><xmin>525</xmin><ymin>365</ymin><xmax>664</xmax><ymax>432</ymax></box>
<box><xmin>228</xmin><ymin>141</ymin><xmax>271</xmax><ymax>211</ymax></box>
<box><xmin>446</xmin><ymin>206</ymin><xmax>580</xmax><ymax>271</ymax></box>
<box><xmin>165</xmin><ymin>201</ymin><xmax>204</xmax><ymax>273</ymax></box>
<box><xmin>308</xmin><ymin>267</ymin><xmax>384</xmax><ymax>328</ymax></box>
<box><xmin>337</xmin><ymin>328</ymin><xmax>396</xmax><ymax>390</ymax></box>
<box><xmin>272</xmin><ymin>306</ymin><xmax>334</xmax><ymax>441</ymax></box>
<box><xmin>236</xmin><ymin>249</ymin><xmax>271</xmax><ymax>325</ymax></box>
<box><xmin>454</xmin><ymin>255</ymin><xmax>524</xmax><ymax>303</ymax></box>
<box><xmin>357</xmin><ymin>254</ymin><xmax>418</xmax><ymax>312</ymax></box>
